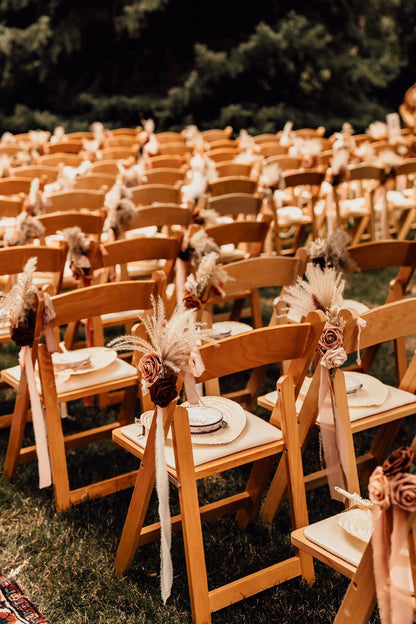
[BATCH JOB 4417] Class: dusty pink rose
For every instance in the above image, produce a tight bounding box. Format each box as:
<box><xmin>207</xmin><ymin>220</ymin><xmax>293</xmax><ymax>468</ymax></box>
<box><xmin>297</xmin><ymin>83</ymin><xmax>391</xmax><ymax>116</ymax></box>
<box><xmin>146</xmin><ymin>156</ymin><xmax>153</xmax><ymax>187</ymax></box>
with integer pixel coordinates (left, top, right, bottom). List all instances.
<box><xmin>138</xmin><ymin>352</ymin><xmax>162</xmax><ymax>384</ymax></box>
<box><xmin>390</xmin><ymin>472</ymin><xmax>416</xmax><ymax>512</ymax></box>
<box><xmin>316</xmin><ymin>324</ymin><xmax>344</xmax><ymax>357</ymax></box>
<box><xmin>382</xmin><ymin>446</ymin><xmax>414</xmax><ymax>477</ymax></box>
<box><xmin>320</xmin><ymin>346</ymin><xmax>347</xmax><ymax>369</ymax></box>
<box><xmin>368</xmin><ymin>466</ymin><xmax>390</xmax><ymax>510</ymax></box>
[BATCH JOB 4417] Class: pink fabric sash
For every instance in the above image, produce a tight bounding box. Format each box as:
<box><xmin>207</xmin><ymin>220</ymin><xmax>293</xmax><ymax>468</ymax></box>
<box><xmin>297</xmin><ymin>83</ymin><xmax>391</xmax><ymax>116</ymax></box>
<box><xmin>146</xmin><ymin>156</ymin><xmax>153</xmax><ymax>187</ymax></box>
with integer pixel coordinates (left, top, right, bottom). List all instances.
<box><xmin>19</xmin><ymin>346</ymin><xmax>51</xmax><ymax>488</ymax></box>
<box><xmin>183</xmin><ymin>348</ymin><xmax>204</xmax><ymax>405</ymax></box>
<box><xmin>42</xmin><ymin>292</ymin><xmax>57</xmax><ymax>352</ymax></box>
<box><xmin>318</xmin><ymin>364</ymin><xmax>349</xmax><ymax>502</ymax></box>
<box><xmin>371</xmin><ymin>506</ymin><xmax>414</xmax><ymax>624</ymax></box>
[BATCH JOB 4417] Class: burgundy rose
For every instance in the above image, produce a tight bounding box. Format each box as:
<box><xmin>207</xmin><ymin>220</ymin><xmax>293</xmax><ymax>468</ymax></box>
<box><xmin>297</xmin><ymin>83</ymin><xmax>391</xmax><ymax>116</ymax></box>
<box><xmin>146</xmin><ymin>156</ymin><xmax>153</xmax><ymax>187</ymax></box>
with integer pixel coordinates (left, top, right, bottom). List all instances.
<box><xmin>182</xmin><ymin>293</ymin><xmax>202</xmax><ymax>311</ymax></box>
<box><xmin>11</xmin><ymin>325</ymin><xmax>34</xmax><ymax>347</ymax></box>
<box><xmin>149</xmin><ymin>375</ymin><xmax>178</xmax><ymax>408</ymax></box>
<box><xmin>138</xmin><ymin>352</ymin><xmax>162</xmax><ymax>384</ymax></box>
<box><xmin>382</xmin><ymin>446</ymin><xmax>414</xmax><ymax>477</ymax></box>
<box><xmin>316</xmin><ymin>324</ymin><xmax>344</xmax><ymax>357</ymax></box>
<box><xmin>390</xmin><ymin>472</ymin><xmax>416</xmax><ymax>512</ymax></box>
<box><xmin>368</xmin><ymin>466</ymin><xmax>390</xmax><ymax>510</ymax></box>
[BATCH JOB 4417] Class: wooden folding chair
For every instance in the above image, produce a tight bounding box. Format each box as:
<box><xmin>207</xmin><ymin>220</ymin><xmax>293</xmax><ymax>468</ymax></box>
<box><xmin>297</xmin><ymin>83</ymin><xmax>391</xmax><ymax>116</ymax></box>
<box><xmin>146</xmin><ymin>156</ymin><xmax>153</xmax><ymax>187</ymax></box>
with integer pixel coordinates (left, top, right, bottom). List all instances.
<box><xmin>112</xmin><ymin>311</ymin><xmax>326</xmax><ymax>624</ymax></box>
<box><xmin>333</xmin><ymin>164</ymin><xmax>385</xmax><ymax>244</ymax></box>
<box><xmin>42</xmin><ymin>189</ymin><xmax>105</xmax><ymax>213</ymax></box>
<box><xmin>269</xmin><ymin>169</ymin><xmax>325</xmax><ymax>255</ymax></box>
<box><xmin>2</xmin><ymin>279</ymin><xmax>162</xmax><ymax>511</ymax></box>
<box><xmin>0</xmin><ymin>177</ymin><xmax>34</xmax><ymax>196</ymax></box>
<box><xmin>204</xmin><ymin>214</ymin><xmax>270</xmax><ymax>263</ymax></box>
<box><xmin>36</xmin><ymin>209</ymin><xmax>106</xmax><ymax>243</ymax></box>
<box><xmin>125</xmin><ymin>204</ymin><xmax>190</xmax><ymax>238</ymax></box>
<box><xmin>141</xmin><ymin>168</ymin><xmax>185</xmax><ymax>186</ymax></box>
<box><xmin>215</xmin><ymin>162</ymin><xmax>253</xmax><ymax>177</ymax></box>
<box><xmin>261</xmin><ymin>297</ymin><xmax>416</xmax><ymax>522</ymax></box>
<box><xmin>205</xmin><ymin>192</ymin><xmax>262</xmax><ymax>219</ymax></box>
<box><xmin>35</xmin><ymin>153</ymin><xmax>82</xmax><ymax>168</ymax></box>
<box><xmin>201</xmin><ymin>127</ymin><xmax>233</xmax><ymax>143</ymax></box>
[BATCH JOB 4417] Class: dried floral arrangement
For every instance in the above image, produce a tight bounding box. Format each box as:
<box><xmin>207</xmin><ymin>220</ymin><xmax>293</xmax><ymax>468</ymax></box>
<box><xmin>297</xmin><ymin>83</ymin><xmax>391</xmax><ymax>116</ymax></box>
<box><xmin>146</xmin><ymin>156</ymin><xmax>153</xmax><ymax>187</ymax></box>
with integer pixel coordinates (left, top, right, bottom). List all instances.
<box><xmin>58</xmin><ymin>226</ymin><xmax>92</xmax><ymax>285</ymax></box>
<box><xmin>0</xmin><ymin>256</ymin><xmax>38</xmax><ymax>346</ymax></box>
<box><xmin>183</xmin><ymin>251</ymin><xmax>233</xmax><ymax>310</ymax></box>
<box><xmin>178</xmin><ymin>228</ymin><xmax>220</xmax><ymax>267</ymax></box>
<box><xmin>107</xmin><ymin>295</ymin><xmax>213</xmax><ymax>407</ymax></box>
<box><xmin>4</xmin><ymin>212</ymin><xmax>45</xmax><ymax>247</ymax></box>
<box><xmin>309</xmin><ymin>227</ymin><xmax>358</xmax><ymax>276</ymax></box>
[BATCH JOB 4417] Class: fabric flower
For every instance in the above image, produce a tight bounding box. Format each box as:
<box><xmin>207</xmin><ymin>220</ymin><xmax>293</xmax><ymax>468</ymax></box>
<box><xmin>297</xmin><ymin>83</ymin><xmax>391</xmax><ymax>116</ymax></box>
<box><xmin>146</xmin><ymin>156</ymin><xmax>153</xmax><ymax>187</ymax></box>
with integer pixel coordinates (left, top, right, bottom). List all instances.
<box><xmin>382</xmin><ymin>446</ymin><xmax>414</xmax><ymax>477</ymax></box>
<box><xmin>389</xmin><ymin>472</ymin><xmax>416</xmax><ymax>512</ymax></box>
<box><xmin>149</xmin><ymin>375</ymin><xmax>178</xmax><ymax>408</ymax></box>
<box><xmin>182</xmin><ymin>294</ymin><xmax>202</xmax><ymax>311</ymax></box>
<box><xmin>11</xmin><ymin>325</ymin><xmax>34</xmax><ymax>347</ymax></box>
<box><xmin>138</xmin><ymin>352</ymin><xmax>162</xmax><ymax>384</ymax></box>
<box><xmin>368</xmin><ymin>466</ymin><xmax>390</xmax><ymax>510</ymax></box>
<box><xmin>316</xmin><ymin>324</ymin><xmax>344</xmax><ymax>357</ymax></box>
<box><xmin>320</xmin><ymin>346</ymin><xmax>347</xmax><ymax>369</ymax></box>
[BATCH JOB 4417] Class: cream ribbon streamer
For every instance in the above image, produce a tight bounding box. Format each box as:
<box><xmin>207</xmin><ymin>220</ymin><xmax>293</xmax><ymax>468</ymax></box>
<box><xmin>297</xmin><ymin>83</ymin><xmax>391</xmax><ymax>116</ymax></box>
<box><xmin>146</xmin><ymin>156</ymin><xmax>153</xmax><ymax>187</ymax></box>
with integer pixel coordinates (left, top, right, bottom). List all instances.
<box><xmin>42</xmin><ymin>292</ymin><xmax>57</xmax><ymax>352</ymax></box>
<box><xmin>155</xmin><ymin>404</ymin><xmax>173</xmax><ymax>603</ymax></box>
<box><xmin>19</xmin><ymin>346</ymin><xmax>51</xmax><ymax>488</ymax></box>
<box><xmin>318</xmin><ymin>361</ymin><xmax>349</xmax><ymax>502</ymax></box>
<box><xmin>356</xmin><ymin>316</ymin><xmax>367</xmax><ymax>366</ymax></box>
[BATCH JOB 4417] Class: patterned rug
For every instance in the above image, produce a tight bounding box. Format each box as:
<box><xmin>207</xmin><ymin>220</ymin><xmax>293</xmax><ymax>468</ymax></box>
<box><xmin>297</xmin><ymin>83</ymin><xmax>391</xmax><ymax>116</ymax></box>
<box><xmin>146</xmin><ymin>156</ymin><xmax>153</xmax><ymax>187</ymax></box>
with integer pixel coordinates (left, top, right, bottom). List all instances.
<box><xmin>0</xmin><ymin>574</ymin><xmax>49</xmax><ymax>624</ymax></box>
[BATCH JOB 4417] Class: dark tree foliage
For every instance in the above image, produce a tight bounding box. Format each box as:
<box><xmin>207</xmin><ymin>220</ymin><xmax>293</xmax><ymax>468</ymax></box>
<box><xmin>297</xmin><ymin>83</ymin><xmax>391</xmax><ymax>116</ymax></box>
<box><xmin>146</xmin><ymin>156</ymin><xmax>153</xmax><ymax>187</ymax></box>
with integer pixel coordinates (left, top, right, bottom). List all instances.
<box><xmin>0</xmin><ymin>0</ymin><xmax>413</xmax><ymax>134</ymax></box>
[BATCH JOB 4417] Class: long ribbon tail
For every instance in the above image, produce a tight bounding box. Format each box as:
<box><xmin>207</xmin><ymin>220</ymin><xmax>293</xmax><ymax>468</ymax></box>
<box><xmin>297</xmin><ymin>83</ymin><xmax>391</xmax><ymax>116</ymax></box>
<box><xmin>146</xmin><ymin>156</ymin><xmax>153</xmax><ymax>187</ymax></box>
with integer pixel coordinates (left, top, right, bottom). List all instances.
<box><xmin>356</xmin><ymin>317</ymin><xmax>367</xmax><ymax>366</ymax></box>
<box><xmin>318</xmin><ymin>366</ymin><xmax>347</xmax><ymax>502</ymax></box>
<box><xmin>390</xmin><ymin>507</ymin><xmax>413</xmax><ymax>624</ymax></box>
<box><xmin>372</xmin><ymin>506</ymin><xmax>392</xmax><ymax>624</ymax></box>
<box><xmin>183</xmin><ymin>348</ymin><xmax>205</xmax><ymax>405</ymax></box>
<box><xmin>155</xmin><ymin>405</ymin><xmax>173</xmax><ymax>603</ymax></box>
<box><xmin>43</xmin><ymin>292</ymin><xmax>57</xmax><ymax>352</ymax></box>
<box><xmin>20</xmin><ymin>346</ymin><xmax>52</xmax><ymax>488</ymax></box>
<box><xmin>175</xmin><ymin>258</ymin><xmax>188</xmax><ymax>304</ymax></box>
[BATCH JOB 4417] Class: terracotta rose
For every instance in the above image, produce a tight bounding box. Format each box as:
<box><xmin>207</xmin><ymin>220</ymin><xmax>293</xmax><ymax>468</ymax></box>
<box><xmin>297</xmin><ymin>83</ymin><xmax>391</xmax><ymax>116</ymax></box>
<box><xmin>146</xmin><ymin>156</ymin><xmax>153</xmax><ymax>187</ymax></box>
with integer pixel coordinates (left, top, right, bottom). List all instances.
<box><xmin>382</xmin><ymin>446</ymin><xmax>414</xmax><ymax>477</ymax></box>
<box><xmin>368</xmin><ymin>466</ymin><xmax>390</xmax><ymax>510</ymax></box>
<box><xmin>138</xmin><ymin>352</ymin><xmax>162</xmax><ymax>385</ymax></box>
<box><xmin>390</xmin><ymin>472</ymin><xmax>416</xmax><ymax>512</ymax></box>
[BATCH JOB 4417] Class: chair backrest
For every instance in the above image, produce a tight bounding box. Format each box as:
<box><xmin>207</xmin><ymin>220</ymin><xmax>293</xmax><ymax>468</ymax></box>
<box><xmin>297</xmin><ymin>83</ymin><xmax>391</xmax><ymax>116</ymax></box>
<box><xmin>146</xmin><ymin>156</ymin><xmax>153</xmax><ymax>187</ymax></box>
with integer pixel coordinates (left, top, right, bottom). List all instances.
<box><xmin>156</xmin><ymin>142</ymin><xmax>191</xmax><ymax>156</ymax></box>
<box><xmin>46</xmin><ymin>140</ymin><xmax>82</xmax><ymax>154</ymax></box>
<box><xmin>106</xmin><ymin>137</ymin><xmax>139</xmax><ymax>148</ymax></box>
<box><xmin>209</xmin><ymin>176</ymin><xmax>258</xmax><ymax>197</ymax></box>
<box><xmin>36</xmin><ymin>210</ymin><xmax>106</xmax><ymax>240</ymax></box>
<box><xmin>97</xmin><ymin>235</ymin><xmax>181</xmax><ymax>283</ymax></box>
<box><xmin>35</xmin><ymin>153</ymin><xmax>82</xmax><ymax>167</ymax></box>
<box><xmin>281</xmin><ymin>169</ymin><xmax>325</xmax><ymax>190</ymax></box>
<box><xmin>216</xmin><ymin>255</ymin><xmax>304</xmax><ymax>296</ymax></box>
<box><xmin>100</xmin><ymin>146</ymin><xmax>139</xmax><ymax>160</ymax></box>
<box><xmin>0</xmin><ymin>177</ymin><xmax>33</xmax><ymax>196</ymax></box>
<box><xmin>201</xmin><ymin>128</ymin><xmax>233</xmax><ymax>142</ymax></box>
<box><xmin>206</xmin><ymin>192</ymin><xmax>262</xmax><ymax>218</ymax></box>
<box><xmin>129</xmin><ymin>184</ymin><xmax>181</xmax><ymax>206</ymax></box>
<box><xmin>208</xmin><ymin>139</ymin><xmax>239</xmax><ymax>151</ymax></box>
<box><xmin>215</xmin><ymin>162</ymin><xmax>253</xmax><ymax>177</ymax></box>
<box><xmin>43</xmin><ymin>189</ymin><xmax>105</xmax><ymax>213</ymax></box>
<box><xmin>88</xmin><ymin>159</ymin><xmax>129</xmax><ymax>175</ymax></box>
<box><xmin>196</xmin><ymin>311</ymin><xmax>326</xmax><ymax>394</ymax></box>
<box><xmin>0</xmin><ymin>145</ymin><xmax>24</xmax><ymax>157</ymax></box>
<box><xmin>294</xmin><ymin>128</ymin><xmax>325</xmax><ymax>140</ymax></box>
<box><xmin>395</xmin><ymin>158</ymin><xmax>416</xmax><ymax>177</ymax></box>
<box><xmin>10</xmin><ymin>165</ymin><xmax>60</xmax><ymax>184</ymax></box>
<box><xmin>110</xmin><ymin>127</ymin><xmax>139</xmax><ymax>137</ymax></box>
<box><xmin>205</xmin><ymin>216</ymin><xmax>270</xmax><ymax>258</ymax></box>
<box><xmin>0</xmin><ymin>195</ymin><xmax>25</xmax><ymax>217</ymax></box>
<box><xmin>259</xmin><ymin>143</ymin><xmax>289</xmax><ymax>158</ymax></box>
<box><xmin>146</xmin><ymin>154</ymin><xmax>188</xmax><ymax>169</ymax></box>
<box><xmin>142</xmin><ymin>168</ymin><xmax>185</xmax><ymax>186</ymax></box>
<box><xmin>252</xmin><ymin>133</ymin><xmax>280</xmax><ymax>145</ymax></box>
<box><xmin>205</xmin><ymin>148</ymin><xmax>239</xmax><ymax>163</ymax></box>
<box><xmin>155</xmin><ymin>131</ymin><xmax>186</xmax><ymax>144</ymax></box>
<box><xmin>73</xmin><ymin>173</ymin><xmax>117</xmax><ymax>191</ymax></box>
<box><xmin>126</xmin><ymin>204</ymin><xmax>190</xmax><ymax>232</ymax></box>
<box><xmin>0</xmin><ymin>242</ymin><xmax>68</xmax><ymax>294</ymax></box>
<box><xmin>264</xmin><ymin>155</ymin><xmax>302</xmax><ymax>171</ymax></box>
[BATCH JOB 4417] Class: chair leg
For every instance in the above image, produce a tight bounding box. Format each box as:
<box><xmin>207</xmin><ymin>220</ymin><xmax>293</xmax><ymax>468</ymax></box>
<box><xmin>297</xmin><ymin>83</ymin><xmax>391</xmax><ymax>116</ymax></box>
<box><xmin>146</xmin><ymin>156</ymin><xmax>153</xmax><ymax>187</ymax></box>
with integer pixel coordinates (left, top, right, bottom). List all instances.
<box><xmin>333</xmin><ymin>541</ymin><xmax>376</xmax><ymax>624</ymax></box>
<box><xmin>235</xmin><ymin>456</ymin><xmax>276</xmax><ymax>528</ymax></box>
<box><xmin>172</xmin><ymin>407</ymin><xmax>211</xmax><ymax>624</ymax></box>
<box><xmin>114</xmin><ymin>416</ymin><xmax>158</xmax><ymax>576</ymax></box>
<box><xmin>3</xmin><ymin>374</ymin><xmax>30</xmax><ymax>481</ymax></box>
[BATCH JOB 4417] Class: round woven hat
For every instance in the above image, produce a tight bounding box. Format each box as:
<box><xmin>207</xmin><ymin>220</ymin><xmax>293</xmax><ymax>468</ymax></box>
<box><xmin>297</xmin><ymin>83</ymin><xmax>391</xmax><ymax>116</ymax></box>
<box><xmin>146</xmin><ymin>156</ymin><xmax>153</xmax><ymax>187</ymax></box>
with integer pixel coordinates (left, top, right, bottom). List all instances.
<box><xmin>140</xmin><ymin>396</ymin><xmax>247</xmax><ymax>445</ymax></box>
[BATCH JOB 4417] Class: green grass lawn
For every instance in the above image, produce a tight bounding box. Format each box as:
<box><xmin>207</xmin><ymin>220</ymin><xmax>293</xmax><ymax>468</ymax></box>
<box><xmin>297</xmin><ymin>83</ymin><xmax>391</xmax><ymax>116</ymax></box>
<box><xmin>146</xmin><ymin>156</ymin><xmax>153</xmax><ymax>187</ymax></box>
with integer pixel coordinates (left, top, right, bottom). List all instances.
<box><xmin>0</xmin><ymin>267</ymin><xmax>414</xmax><ymax>623</ymax></box>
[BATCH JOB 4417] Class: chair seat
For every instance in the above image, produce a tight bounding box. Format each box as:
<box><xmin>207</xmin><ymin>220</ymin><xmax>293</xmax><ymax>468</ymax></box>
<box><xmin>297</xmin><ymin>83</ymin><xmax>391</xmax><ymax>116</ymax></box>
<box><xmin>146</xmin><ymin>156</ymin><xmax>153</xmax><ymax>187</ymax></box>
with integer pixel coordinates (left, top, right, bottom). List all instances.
<box><xmin>1</xmin><ymin>355</ymin><xmax>138</xmax><ymax>399</ymax></box>
<box><xmin>294</xmin><ymin>514</ymin><xmax>413</xmax><ymax>593</ymax></box>
<box><xmin>339</xmin><ymin>197</ymin><xmax>369</xmax><ymax>217</ymax></box>
<box><xmin>118</xmin><ymin>408</ymin><xmax>282</xmax><ymax>468</ymax></box>
<box><xmin>259</xmin><ymin>374</ymin><xmax>416</xmax><ymax>424</ymax></box>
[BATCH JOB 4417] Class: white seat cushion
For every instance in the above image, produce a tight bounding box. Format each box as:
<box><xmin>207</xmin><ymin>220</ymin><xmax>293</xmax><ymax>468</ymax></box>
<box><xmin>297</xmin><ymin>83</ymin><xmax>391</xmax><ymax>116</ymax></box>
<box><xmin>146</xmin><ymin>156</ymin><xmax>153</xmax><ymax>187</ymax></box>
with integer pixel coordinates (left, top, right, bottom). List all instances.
<box><xmin>120</xmin><ymin>409</ymin><xmax>282</xmax><ymax>468</ymax></box>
